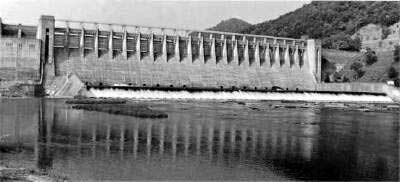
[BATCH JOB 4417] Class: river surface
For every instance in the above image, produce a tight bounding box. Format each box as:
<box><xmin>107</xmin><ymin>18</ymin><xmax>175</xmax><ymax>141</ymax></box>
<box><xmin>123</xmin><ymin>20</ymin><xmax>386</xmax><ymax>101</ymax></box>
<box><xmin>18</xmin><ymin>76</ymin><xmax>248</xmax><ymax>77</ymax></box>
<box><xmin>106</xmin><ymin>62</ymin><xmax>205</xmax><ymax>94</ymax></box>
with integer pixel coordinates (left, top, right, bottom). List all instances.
<box><xmin>0</xmin><ymin>98</ymin><xmax>399</xmax><ymax>181</ymax></box>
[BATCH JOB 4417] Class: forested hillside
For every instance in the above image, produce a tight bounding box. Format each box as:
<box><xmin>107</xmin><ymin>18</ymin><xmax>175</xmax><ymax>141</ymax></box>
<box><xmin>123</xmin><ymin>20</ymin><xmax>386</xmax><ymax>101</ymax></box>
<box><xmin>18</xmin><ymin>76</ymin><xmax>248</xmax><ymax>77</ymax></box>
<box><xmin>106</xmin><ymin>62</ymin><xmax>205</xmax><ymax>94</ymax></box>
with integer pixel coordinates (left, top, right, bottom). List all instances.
<box><xmin>209</xmin><ymin>2</ymin><xmax>400</xmax><ymax>51</ymax></box>
<box><xmin>243</xmin><ymin>1</ymin><xmax>399</xmax><ymax>51</ymax></box>
<box><xmin>208</xmin><ymin>1</ymin><xmax>400</xmax><ymax>82</ymax></box>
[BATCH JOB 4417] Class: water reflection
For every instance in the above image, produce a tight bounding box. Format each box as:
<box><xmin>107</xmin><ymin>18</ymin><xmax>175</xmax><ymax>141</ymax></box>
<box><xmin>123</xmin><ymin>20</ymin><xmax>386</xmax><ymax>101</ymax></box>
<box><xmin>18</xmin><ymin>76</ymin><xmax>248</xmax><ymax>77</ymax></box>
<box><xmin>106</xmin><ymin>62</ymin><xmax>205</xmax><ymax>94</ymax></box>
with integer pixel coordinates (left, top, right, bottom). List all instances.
<box><xmin>0</xmin><ymin>99</ymin><xmax>399</xmax><ymax>180</ymax></box>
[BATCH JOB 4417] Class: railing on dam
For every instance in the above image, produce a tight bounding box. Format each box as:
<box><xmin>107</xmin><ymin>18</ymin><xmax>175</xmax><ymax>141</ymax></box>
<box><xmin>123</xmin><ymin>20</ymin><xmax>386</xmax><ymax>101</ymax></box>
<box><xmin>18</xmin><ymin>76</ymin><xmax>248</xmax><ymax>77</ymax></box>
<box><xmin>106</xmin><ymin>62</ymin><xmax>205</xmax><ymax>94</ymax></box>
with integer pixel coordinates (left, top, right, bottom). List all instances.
<box><xmin>51</xmin><ymin>19</ymin><xmax>313</xmax><ymax>68</ymax></box>
<box><xmin>54</xmin><ymin>19</ymin><xmax>307</xmax><ymax>46</ymax></box>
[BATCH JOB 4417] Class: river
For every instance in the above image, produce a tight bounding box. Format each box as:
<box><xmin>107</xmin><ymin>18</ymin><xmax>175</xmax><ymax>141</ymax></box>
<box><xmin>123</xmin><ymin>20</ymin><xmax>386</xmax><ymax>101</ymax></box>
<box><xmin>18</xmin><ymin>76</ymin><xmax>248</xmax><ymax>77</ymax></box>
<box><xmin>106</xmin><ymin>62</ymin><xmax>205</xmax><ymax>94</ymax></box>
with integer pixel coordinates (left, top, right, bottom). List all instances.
<box><xmin>0</xmin><ymin>98</ymin><xmax>399</xmax><ymax>181</ymax></box>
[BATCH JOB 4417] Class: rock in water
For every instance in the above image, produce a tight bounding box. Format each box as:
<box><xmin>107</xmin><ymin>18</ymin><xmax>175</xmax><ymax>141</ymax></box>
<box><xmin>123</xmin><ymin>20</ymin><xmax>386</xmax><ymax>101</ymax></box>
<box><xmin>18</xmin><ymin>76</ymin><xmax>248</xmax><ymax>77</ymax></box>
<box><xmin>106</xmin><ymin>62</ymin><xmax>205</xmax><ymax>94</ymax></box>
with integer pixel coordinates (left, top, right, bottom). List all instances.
<box><xmin>66</xmin><ymin>98</ymin><xmax>127</xmax><ymax>104</ymax></box>
<box><xmin>72</xmin><ymin>104</ymin><xmax>168</xmax><ymax>118</ymax></box>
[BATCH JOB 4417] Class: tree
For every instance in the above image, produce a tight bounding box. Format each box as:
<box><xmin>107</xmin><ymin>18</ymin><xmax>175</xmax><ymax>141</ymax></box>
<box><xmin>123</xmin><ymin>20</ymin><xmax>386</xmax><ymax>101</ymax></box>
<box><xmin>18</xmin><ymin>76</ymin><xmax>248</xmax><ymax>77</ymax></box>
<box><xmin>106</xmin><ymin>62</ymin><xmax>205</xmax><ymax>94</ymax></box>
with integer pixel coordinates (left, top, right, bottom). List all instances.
<box><xmin>388</xmin><ymin>66</ymin><xmax>399</xmax><ymax>79</ymax></box>
<box><xmin>350</xmin><ymin>62</ymin><xmax>365</xmax><ymax>79</ymax></box>
<box><xmin>322</xmin><ymin>34</ymin><xmax>361</xmax><ymax>51</ymax></box>
<box><xmin>381</xmin><ymin>26</ymin><xmax>391</xmax><ymax>39</ymax></box>
<box><xmin>350</xmin><ymin>61</ymin><xmax>363</xmax><ymax>71</ymax></box>
<box><xmin>364</xmin><ymin>48</ymin><xmax>378</xmax><ymax>65</ymax></box>
<box><xmin>321</xmin><ymin>57</ymin><xmax>337</xmax><ymax>82</ymax></box>
<box><xmin>394</xmin><ymin>45</ymin><xmax>400</xmax><ymax>62</ymax></box>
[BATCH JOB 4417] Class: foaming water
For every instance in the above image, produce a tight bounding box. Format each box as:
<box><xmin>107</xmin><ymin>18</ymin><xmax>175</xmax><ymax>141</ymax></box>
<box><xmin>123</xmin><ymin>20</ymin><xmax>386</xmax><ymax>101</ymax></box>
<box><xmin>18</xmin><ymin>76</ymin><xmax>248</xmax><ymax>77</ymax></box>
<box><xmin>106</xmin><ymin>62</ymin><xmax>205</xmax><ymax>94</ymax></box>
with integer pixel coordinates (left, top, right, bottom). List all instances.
<box><xmin>90</xmin><ymin>88</ymin><xmax>394</xmax><ymax>103</ymax></box>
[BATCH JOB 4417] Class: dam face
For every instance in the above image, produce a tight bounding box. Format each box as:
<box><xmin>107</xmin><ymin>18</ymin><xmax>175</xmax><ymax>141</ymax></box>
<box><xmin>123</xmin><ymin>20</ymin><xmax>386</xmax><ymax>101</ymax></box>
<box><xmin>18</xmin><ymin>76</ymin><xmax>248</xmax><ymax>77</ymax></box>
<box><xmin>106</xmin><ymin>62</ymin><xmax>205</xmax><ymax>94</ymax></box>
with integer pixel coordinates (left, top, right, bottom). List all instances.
<box><xmin>0</xmin><ymin>15</ymin><xmax>322</xmax><ymax>93</ymax></box>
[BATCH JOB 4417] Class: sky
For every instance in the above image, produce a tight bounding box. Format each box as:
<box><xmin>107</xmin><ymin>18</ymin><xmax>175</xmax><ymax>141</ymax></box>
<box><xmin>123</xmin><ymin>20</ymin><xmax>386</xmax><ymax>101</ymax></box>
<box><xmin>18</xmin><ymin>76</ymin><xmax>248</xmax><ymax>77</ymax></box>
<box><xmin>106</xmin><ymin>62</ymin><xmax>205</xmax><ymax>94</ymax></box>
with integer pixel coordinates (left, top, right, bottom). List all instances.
<box><xmin>0</xmin><ymin>0</ymin><xmax>309</xmax><ymax>30</ymax></box>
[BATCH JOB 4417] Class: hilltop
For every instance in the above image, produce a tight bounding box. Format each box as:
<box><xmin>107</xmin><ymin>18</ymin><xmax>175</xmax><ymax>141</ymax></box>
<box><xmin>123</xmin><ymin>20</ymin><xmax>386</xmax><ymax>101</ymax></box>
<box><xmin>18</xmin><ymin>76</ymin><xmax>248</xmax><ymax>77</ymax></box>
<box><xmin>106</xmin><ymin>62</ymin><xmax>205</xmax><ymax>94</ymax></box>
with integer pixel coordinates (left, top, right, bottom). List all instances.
<box><xmin>207</xmin><ymin>18</ymin><xmax>252</xmax><ymax>33</ymax></box>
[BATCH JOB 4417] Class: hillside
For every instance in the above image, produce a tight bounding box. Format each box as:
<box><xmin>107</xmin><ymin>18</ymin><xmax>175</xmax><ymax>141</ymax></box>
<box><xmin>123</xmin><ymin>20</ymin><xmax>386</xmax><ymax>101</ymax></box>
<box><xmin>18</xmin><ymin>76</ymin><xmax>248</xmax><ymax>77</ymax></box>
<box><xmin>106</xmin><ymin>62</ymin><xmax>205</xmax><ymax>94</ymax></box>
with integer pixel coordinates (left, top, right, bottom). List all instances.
<box><xmin>242</xmin><ymin>1</ymin><xmax>400</xmax><ymax>51</ymax></box>
<box><xmin>208</xmin><ymin>2</ymin><xmax>400</xmax><ymax>51</ymax></box>
<box><xmin>207</xmin><ymin>1</ymin><xmax>400</xmax><ymax>83</ymax></box>
<box><xmin>337</xmin><ymin>51</ymin><xmax>385</xmax><ymax>81</ymax></box>
<box><xmin>207</xmin><ymin>18</ymin><xmax>251</xmax><ymax>33</ymax></box>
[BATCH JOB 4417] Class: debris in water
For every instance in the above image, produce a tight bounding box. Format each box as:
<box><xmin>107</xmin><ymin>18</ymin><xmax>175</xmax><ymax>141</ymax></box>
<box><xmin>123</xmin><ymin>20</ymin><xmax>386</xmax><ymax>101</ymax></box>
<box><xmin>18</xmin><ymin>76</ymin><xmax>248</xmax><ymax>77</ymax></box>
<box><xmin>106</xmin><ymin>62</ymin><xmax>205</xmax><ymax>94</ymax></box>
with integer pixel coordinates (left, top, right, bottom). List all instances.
<box><xmin>295</xmin><ymin>122</ymin><xmax>318</xmax><ymax>125</ymax></box>
<box><xmin>249</xmin><ymin>107</ymin><xmax>261</xmax><ymax>111</ymax></box>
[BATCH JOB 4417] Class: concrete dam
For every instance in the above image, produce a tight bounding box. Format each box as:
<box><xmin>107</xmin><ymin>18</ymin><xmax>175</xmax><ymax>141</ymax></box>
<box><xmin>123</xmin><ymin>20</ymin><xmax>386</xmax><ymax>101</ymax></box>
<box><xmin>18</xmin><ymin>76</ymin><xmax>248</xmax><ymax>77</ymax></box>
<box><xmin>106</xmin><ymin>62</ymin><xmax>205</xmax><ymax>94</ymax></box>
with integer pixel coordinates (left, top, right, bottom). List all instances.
<box><xmin>0</xmin><ymin>15</ymin><xmax>324</xmax><ymax>96</ymax></box>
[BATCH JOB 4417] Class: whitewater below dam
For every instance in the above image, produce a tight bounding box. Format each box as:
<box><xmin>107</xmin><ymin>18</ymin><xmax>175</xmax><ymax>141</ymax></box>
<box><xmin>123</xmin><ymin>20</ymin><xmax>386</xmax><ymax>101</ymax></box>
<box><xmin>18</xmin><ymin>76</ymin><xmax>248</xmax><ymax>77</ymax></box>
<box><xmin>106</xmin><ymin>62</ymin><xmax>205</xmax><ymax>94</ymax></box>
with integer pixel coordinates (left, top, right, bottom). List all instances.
<box><xmin>0</xmin><ymin>98</ymin><xmax>398</xmax><ymax>181</ymax></box>
<box><xmin>89</xmin><ymin>88</ymin><xmax>395</xmax><ymax>103</ymax></box>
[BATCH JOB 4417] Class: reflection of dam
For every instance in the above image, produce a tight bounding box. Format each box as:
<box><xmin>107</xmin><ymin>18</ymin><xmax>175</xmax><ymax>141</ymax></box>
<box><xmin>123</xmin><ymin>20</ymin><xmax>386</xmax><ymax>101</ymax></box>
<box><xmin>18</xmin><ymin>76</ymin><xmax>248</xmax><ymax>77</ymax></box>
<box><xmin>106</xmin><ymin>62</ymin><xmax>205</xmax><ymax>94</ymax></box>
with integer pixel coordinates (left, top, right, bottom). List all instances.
<box><xmin>0</xmin><ymin>99</ymin><xmax>399</xmax><ymax>180</ymax></box>
<box><xmin>39</xmin><ymin>102</ymin><xmax>318</xmax><ymax>163</ymax></box>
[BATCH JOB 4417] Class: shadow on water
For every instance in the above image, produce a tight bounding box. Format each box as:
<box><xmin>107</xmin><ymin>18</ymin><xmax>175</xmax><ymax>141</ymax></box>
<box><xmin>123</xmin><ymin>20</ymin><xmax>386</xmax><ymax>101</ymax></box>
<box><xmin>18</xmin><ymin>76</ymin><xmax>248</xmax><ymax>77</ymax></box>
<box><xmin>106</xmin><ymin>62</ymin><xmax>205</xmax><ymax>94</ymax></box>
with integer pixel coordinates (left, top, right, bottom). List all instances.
<box><xmin>0</xmin><ymin>99</ymin><xmax>399</xmax><ymax>180</ymax></box>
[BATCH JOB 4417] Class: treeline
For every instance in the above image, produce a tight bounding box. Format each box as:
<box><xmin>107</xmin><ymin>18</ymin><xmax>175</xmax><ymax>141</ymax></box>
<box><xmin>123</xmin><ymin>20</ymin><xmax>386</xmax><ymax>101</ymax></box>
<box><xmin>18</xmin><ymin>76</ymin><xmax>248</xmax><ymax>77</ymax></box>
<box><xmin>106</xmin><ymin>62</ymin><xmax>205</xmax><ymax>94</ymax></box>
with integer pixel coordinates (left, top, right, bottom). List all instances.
<box><xmin>240</xmin><ymin>1</ymin><xmax>400</xmax><ymax>51</ymax></box>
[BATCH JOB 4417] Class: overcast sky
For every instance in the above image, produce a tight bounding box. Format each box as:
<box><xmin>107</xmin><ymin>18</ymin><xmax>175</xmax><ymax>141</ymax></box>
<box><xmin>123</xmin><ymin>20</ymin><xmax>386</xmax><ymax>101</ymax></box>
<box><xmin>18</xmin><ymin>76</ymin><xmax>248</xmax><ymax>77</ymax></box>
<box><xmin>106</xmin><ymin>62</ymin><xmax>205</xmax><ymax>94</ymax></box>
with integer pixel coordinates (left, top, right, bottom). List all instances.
<box><xmin>0</xmin><ymin>0</ymin><xmax>309</xmax><ymax>30</ymax></box>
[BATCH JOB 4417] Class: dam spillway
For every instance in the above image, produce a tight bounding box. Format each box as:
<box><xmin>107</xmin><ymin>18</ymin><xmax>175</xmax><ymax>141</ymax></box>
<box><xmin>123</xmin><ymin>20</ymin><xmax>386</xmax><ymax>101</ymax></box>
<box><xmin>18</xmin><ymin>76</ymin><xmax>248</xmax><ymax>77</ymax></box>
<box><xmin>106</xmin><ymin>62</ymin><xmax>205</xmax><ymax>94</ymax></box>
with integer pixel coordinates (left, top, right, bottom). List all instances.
<box><xmin>0</xmin><ymin>15</ymin><xmax>322</xmax><ymax>95</ymax></box>
<box><xmin>88</xmin><ymin>88</ymin><xmax>394</xmax><ymax>103</ymax></box>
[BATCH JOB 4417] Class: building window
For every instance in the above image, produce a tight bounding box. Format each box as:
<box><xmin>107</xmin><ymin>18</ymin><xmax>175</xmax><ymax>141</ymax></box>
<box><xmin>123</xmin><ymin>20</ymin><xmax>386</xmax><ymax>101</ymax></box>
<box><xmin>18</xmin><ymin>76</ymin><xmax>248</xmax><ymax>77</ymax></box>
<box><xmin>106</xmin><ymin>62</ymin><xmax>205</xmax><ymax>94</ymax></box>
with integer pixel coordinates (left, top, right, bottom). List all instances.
<box><xmin>29</xmin><ymin>44</ymin><xmax>35</xmax><ymax>49</ymax></box>
<box><xmin>5</xmin><ymin>42</ymin><xmax>13</xmax><ymax>47</ymax></box>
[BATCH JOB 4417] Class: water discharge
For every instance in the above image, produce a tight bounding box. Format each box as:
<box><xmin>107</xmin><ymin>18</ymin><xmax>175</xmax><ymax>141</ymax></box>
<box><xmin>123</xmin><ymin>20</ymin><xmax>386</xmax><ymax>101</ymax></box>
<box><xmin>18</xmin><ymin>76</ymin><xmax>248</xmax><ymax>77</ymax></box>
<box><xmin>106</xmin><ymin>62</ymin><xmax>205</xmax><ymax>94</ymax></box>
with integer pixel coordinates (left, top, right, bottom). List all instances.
<box><xmin>90</xmin><ymin>88</ymin><xmax>394</xmax><ymax>103</ymax></box>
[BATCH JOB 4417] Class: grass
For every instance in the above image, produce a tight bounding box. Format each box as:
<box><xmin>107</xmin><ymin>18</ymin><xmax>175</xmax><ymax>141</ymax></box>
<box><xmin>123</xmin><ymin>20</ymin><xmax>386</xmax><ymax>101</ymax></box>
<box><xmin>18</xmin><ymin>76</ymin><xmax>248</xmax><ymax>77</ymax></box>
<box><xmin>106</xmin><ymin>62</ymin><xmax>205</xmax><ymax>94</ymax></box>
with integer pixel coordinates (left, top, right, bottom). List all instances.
<box><xmin>324</xmin><ymin>49</ymin><xmax>399</xmax><ymax>82</ymax></box>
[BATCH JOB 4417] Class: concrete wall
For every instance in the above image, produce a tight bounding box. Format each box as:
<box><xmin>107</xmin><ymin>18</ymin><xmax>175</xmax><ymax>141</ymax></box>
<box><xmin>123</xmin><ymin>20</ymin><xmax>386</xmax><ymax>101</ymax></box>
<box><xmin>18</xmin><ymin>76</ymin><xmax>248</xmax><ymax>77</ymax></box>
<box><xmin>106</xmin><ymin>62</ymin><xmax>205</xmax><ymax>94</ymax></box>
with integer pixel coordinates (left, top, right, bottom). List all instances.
<box><xmin>316</xmin><ymin>82</ymin><xmax>387</xmax><ymax>94</ymax></box>
<box><xmin>48</xmin><ymin>18</ymin><xmax>322</xmax><ymax>91</ymax></box>
<box><xmin>0</xmin><ymin>37</ymin><xmax>41</xmax><ymax>84</ymax></box>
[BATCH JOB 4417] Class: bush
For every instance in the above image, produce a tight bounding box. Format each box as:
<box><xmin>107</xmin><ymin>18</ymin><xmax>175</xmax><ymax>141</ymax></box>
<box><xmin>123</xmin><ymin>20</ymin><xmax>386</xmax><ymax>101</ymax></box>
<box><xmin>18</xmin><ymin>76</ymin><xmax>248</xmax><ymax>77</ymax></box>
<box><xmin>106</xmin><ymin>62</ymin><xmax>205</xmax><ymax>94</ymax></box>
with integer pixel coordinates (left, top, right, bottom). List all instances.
<box><xmin>364</xmin><ymin>48</ymin><xmax>378</xmax><ymax>65</ymax></box>
<box><xmin>350</xmin><ymin>62</ymin><xmax>365</xmax><ymax>78</ymax></box>
<box><xmin>322</xmin><ymin>34</ymin><xmax>361</xmax><ymax>51</ymax></box>
<box><xmin>394</xmin><ymin>45</ymin><xmax>400</xmax><ymax>62</ymax></box>
<box><xmin>388</xmin><ymin>66</ymin><xmax>399</xmax><ymax>79</ymax></box>
<box><xmin>350</xmin><ymin>61</ymin><xmax>363</xmax><ymax>71</ymax></box>
<box><xmin>381</xmin><ymin>26</ymin><xmax>391</xmax><ymax>40</ymax></box>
